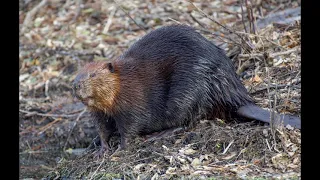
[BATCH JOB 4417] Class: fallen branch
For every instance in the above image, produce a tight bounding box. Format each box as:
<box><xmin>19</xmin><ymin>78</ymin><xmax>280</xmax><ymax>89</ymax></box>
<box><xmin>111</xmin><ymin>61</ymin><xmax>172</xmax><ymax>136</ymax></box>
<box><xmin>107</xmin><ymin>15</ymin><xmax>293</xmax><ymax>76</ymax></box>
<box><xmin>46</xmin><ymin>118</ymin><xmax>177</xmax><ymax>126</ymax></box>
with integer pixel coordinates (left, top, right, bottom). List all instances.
<box><xmin>37</xmin><ymin>118</ymin><xmax>62</xmax><ymax>135</ymax></box>
<box><xmin>19</xmin><ymin>109</ymin><xmax>83</xmax><ymax>118</ymax></box>
<box><xmin>250</xmin><ymin>79</ymin><xmax>301</xmax><ymax>95</ymax></box>
<box><xmin>221</xmin><ymin>140</ymin><xmax>234</xmax><ymax>154</ymax></box>
<box><xmin>270</xmin><ymin>48</ymin><xmax>300</xmax><ymax>57</ymax></box>
<box><xmin>238</xmin><ymin>47</ymin><xmax>300</xmax><ymax>59</ymax></box>
<box><xmin>63</xmin><ymin>108</ymin><xmax>87</xmax><ymax>151</ymax></box>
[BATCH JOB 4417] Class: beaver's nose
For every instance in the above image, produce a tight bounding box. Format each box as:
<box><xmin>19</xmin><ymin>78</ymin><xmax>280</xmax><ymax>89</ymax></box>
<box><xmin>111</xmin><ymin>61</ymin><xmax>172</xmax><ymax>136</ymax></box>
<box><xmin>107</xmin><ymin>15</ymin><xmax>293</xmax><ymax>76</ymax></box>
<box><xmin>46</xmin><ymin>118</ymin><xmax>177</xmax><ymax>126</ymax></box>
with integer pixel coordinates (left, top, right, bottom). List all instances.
<box><xmin>72</xmin><ymin>82</ymin><xmax>80</xmax><ymax>90</ymax></box>
<box><xmin>73</xmin><ymin>73</ymin><xmax>86</xmax><ymax>97</ymax></box>
<box><xmin>72</xmin><ymin>83</ymin><xmax>77</xmax><ymax>97</ymax></box>
<box><xmin>72</xmin><ymin>81</ymin><xmax>81</xmax><ymax>98</ymax></box>
<box><xmin>73</xmin><ymin>73</ymin><xmax>87</xmax><ymax>90</ymax></box>
<box><xmin>74</xmin><ymin>73</ymin><xmax>86</xmax><ymax>84</ymax></box>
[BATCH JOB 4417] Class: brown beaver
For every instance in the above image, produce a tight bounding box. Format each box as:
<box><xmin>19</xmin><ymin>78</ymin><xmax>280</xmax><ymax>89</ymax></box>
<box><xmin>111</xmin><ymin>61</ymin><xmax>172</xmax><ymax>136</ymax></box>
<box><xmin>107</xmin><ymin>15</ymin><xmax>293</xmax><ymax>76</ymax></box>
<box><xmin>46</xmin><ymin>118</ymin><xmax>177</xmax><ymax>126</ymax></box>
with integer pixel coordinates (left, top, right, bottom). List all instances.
<box><xmin>72</xmin><ymin>25</ymin><xmax>301</xmax><ymax>157</ymax></box>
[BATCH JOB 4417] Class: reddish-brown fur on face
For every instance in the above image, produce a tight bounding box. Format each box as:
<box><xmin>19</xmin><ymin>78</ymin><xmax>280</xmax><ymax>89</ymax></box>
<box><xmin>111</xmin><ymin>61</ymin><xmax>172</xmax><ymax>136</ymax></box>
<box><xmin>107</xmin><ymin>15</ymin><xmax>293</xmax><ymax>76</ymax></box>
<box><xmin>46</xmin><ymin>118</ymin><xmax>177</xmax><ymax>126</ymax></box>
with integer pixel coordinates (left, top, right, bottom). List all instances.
<box><xmin>73</xmin><ymin>61</ymin><xmax>120</xmax><ymax>113</ymax></box>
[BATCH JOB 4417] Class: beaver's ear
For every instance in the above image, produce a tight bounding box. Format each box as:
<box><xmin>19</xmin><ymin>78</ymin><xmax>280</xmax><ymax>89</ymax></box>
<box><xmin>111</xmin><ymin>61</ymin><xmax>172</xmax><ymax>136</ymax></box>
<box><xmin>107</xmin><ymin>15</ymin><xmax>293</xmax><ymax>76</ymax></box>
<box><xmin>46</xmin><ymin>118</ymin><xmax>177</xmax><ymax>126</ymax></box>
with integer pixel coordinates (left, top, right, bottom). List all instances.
<box><xmin>104</xmin><ymin>62</ymin><xmax>114</xmax><ymax>73</ymax></box>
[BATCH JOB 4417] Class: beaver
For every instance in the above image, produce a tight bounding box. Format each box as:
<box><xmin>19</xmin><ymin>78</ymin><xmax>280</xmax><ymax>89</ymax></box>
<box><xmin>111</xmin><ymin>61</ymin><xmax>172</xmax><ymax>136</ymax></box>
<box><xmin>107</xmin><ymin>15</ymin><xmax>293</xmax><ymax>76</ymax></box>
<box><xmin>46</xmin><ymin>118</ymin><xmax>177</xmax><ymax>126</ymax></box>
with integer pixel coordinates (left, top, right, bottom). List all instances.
<box><xmin>72</xmin><ymin>25</ymin><xmax>301</xmax><ymax>157</ymax></box>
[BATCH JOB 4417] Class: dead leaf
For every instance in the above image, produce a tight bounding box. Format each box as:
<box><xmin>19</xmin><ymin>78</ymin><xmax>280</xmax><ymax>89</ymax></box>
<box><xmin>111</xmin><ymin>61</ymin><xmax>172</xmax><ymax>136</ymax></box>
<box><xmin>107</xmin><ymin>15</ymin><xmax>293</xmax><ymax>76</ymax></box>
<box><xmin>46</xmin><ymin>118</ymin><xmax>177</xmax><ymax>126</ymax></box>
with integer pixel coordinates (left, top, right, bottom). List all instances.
<box><xmin>110</xmin><ymin>156</ymin><xmax>120</xmax><ymax>161</ymax></box>
<box><xmin>272</xmin><ymin>31</ymin><xmax>280</xmax><ymax>40</ymax></box>
<box><xmin>102</xmin><ymin>36</ymin><xmax>119</xmax><ymax>44</ymax></box>
<box><xmin>165</xmin><ymin>167</ymin><xmax>176</xmax><ymax>175</ymax></box>
<box><xmin>180</xmin><ymin>148</ymin><xmax>197</xmax><ymax>155</ymax></box>
<box><xmin>251</xmin><ymin>74</ymin><xmax>263</xmax><ymax>83</ymax></box>
<box><xmin>221</xmin><ymin>152</ymin><xmax>236</xmax><ymax>160</ymax></box>
<box><xmin>191</xmin><ymin>158</ymin><xmax>200</xmax><ymax>167</ymax></box>
<box><xmin>134</xmin><ymin>163</ymin><xmax>147</xmax><ymax>172</ymax></box>
<box><xmin>288</xmin><ymin>41</ymin><xmax>298</xmax><ymax>48</ymax></box>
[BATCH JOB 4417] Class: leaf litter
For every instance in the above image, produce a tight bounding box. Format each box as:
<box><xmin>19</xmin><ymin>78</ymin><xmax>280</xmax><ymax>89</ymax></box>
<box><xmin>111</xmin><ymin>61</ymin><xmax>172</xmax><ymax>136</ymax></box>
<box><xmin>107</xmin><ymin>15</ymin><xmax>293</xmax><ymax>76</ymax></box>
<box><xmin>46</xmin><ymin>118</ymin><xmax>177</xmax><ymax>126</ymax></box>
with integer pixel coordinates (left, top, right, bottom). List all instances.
<box><xmin>19</xmin><ymin>0</ymin><xmax>300</xmax><ymax>179</ymax></box>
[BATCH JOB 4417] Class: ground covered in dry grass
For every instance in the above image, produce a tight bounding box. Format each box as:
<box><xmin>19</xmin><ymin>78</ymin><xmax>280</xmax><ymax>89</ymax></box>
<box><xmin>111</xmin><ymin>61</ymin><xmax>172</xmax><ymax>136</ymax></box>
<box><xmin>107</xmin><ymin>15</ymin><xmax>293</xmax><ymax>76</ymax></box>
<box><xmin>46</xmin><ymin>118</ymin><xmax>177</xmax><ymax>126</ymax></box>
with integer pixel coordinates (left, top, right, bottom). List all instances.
<box><xmin>19</xmin><ymin>0</ymin><xmax>301</xmax><ymax>179</ymax></box>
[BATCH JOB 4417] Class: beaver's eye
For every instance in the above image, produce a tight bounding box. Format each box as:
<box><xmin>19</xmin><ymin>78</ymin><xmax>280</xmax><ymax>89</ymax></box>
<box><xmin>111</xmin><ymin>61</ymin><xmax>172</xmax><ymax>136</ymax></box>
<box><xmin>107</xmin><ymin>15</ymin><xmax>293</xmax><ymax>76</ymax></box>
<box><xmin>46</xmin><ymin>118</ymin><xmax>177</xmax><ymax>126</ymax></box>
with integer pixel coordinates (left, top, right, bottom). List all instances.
<box><xmin>90</xmin><ymin>73</ymin><xmax>96</xmax><ymax>78</ymax></box>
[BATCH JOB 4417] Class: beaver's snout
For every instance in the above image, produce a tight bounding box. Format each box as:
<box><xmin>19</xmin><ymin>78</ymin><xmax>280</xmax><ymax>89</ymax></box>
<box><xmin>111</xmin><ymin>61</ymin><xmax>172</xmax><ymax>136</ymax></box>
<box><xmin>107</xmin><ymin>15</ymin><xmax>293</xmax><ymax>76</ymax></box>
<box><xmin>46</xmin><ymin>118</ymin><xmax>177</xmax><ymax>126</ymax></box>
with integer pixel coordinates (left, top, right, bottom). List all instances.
<box><xmin>72</xmin><ymin>82</ymin><xmax>79</xmax><ymax>97</ymax></box>
<box><xmin>72</xmin><ymin>73</ymin><xmax>87</xmax><ymax>99</ymax></box>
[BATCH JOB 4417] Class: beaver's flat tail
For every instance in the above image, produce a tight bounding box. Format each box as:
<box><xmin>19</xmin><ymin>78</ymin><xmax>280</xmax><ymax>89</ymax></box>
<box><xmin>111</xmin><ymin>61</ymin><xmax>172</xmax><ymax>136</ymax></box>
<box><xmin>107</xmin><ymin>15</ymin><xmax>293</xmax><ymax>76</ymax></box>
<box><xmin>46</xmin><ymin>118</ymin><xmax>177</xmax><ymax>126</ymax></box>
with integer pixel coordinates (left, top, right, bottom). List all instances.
<box><xmin>237</xmin><ymin>104</ymin><xmax>301</xmax><ymax>129</ymax></box>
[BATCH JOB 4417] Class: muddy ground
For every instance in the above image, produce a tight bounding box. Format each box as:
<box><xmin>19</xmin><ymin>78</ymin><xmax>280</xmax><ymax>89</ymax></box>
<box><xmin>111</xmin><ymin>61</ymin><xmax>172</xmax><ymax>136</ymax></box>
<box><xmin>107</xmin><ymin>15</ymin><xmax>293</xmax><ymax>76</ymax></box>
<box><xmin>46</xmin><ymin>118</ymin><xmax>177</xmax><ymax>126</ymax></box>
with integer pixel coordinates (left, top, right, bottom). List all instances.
<box><xmin>19</xmin><ymin>0</ymin><xmax>301</xmax><ymax>179</ymax></box>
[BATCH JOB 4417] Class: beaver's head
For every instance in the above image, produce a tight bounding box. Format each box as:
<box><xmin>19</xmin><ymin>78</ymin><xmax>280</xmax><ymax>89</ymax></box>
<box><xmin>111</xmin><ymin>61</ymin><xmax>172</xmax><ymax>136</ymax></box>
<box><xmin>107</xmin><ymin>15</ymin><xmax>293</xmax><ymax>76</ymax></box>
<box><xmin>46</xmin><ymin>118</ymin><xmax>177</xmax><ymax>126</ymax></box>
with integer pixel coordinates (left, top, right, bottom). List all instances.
<box><xmin>72</xmin><ymin>61</ymin><xmax>120</xmax><ymax>112</ymax></box>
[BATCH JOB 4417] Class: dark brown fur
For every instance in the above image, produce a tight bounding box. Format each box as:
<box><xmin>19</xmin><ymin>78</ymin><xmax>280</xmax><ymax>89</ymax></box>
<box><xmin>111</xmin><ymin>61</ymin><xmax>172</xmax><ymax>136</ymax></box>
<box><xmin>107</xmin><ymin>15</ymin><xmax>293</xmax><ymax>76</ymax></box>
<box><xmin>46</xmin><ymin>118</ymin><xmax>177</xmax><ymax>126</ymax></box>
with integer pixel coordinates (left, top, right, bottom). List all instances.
<box><xmin>73</xmin><ymin>25</ymin><xmax>300</xmax><ymax>156</ymax></box>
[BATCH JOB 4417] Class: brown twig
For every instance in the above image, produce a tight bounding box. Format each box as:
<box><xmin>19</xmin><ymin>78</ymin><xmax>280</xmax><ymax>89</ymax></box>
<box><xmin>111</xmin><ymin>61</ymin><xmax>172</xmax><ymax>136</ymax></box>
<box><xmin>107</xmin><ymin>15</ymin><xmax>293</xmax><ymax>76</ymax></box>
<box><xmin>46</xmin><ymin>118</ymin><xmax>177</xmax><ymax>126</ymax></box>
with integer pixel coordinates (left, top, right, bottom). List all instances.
<box><xmin>19</xmin><ymin>109</ymin><xmax>82</xmax><ymax>118</ymax></box>
<box><xmin>167</xmin><ymin>17</ymin><xmax>183</xmax><ymax>24</ymax></box>
<box><xmin>197</xmin><ymin>28</ymin><xmax>244</xmax><ymax>48</ymax></box>
<box><xmin>238</xmin><ymin>47</ymin><xmax>300</xmax><ymax>59</ymax></box>
<box><xmin>245</xmin><ymin>0</ymin><xmax>252</xmax><ymax>33</ymax></box>
<box><xmin>237</xmin><ymin>59</ymin><xmax>253</xmax><ymax>74</ymax></box>
<box><xmin>263</xmin><ymin>56</ymin><xmax>277</xmax><ymax>144</ymax></box>
<box><xmin>249</xmin><ymin>0</ymin><xmax>257</xmax><ymax>34</ymax></box>
<box><xmin>63</xmin><ymin>108</ymin><xmax>87</xmax><ymax>151</ymax></box>
<box><xmin>250</xmin><ymin>79</ymin><xmax>301</xmax><ymax>95</ymax></box>
<box><xmin>189</xmin><ymin>13</ymin><xmax>206</xmax><ymax>28</ymax></box>
<box><xmin>112</xmin><ymin>0</ymin><xmax>147</xmax><ymax>32</ymax></box>
<box><xmin>35</xmin><ymin>104</ymin><xmax>63</xmax><ymax>125</ymax></box>
<box><xmin>188</xmin><ymin>12</ymin><xmax>244</xmax><ymax>48</ymax></box>
<box><xmin>89</xmin><ymin>155</ymin><xmax>105</xmax><ymax>180</ymax></box>
<box><xmin>269</xmin><ymin>48</ymin><xmax>300</xmax><ymax>57</ymax></box>
<box><xmin>188</xmin><ymin>1</ymin><xmax>252</xmax><ymax>52</ymax></box>
<box><xmin>240</xmin><ymin>0</ymin><xmax>247</xmax><ymax>33</ymax></box>
<box><xmin>68</xmin><ymin>109</ymin><xmax>88</xmax><ymax>114</ymax></box>
<box><xmin>189</xmin><ymin>1</ymin><xmax>238</xmax><ymax>37</ymax></box>
<box><xmin>235</xmin><ymin>31</ymin><xmax>285</xmax><ymax>49</ymax></box>
<box><xmin>20</xmin><ymin>0</ymin><xmax>48</xmax><ymax>34</ymax></box>
<box><xmin>37</xmin><ymin>118</ymin><xmax>62</xmax><ymax>135</ymax></box>
<box><xmin>71</xmin><ymin>0</ymin><xmax>83</xmax><ymax>23</ymax></box>
<box><xmin>221</xmin><ymin>140</ymin><xmax>234</xmax><ymax>154</ymax></box>
<box><xmin>103</xmin><ymin>6</ymin><xmax>117</xmax><ymax>34</ymax></box>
